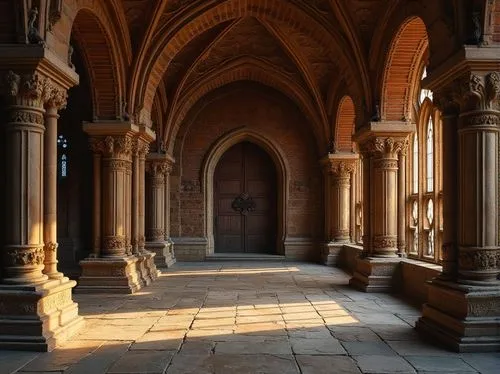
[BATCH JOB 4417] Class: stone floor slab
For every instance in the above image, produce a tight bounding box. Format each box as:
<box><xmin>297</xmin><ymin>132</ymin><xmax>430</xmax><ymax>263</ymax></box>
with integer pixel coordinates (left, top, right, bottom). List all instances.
<box><xmin>290</xmin><ymin>337</ymin><xmax>346</xmax><ymax>355</ymax></box>
<box><xmin>354</xmin><ymin>355</ymin><xmax>416</xmax><ymax>373</ymax></box>
<box><xmin>211</xmin><ymin>354</ymin><xmax>299</xmax><ymax>374</ymax></box>
<box><xmin>342</xmin><ymin>341</ymin><xmax>397</xmax><ymax>356</ymax></box>
<box><xmin>0</xmin><ymin>351</ymin><xmax>39</xmax><ymax>374</ymax></box>
<box><xmin>296</xmin><ymin>355</ymin><xmax>361</xmax><ymax>374</ymax></box>
<box><xmin>107</xmin><ymin>350</ymin><xmax>174</xmax><ymax>374</ymax></box>
<box><xmin>405</xmin><ymin>356</ymin><xmax>478</xmax><ymax>373</ymax></box>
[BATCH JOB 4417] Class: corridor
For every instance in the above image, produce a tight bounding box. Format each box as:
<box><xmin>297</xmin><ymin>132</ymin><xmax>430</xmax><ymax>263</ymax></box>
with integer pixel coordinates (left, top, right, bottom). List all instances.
<box><xmin>1</xmin><ymin>262</ymin><xmax>498</xmax><ymax>374</ymax></box>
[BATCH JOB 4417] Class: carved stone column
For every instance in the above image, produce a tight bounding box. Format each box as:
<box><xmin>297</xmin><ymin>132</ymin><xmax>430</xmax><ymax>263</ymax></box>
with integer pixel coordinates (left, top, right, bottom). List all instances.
<box><xmin>145</xmin><ymin>153</ymin><xmax>176</xmax><ymax>268</ymax></box>
<box><xmin>163</xmin><ymin>154</ymin><xmax>176</xmax><ymax>266</ymax></box>
<box><xmin>397</xmin><ymin>143</ymin><xmax>408</xmax><ymax>256</ymax></box>
<box><xmin>0</xmin><ymin>65</ymin><xmax>82</xmax><ymax>352</ymax></box>
<box><xmin>320</xmin><ymin>153</ymin><xmax>358</xmax><ymax>266</ymax></box>
<box><xmin>43</xmin><ymin>90</ymin><xmax>67</xmax><ymax>279</ymax></box>
<box><xmin>349</xmin><ymin>122</ymin><xmax>414</xmax><ymax>292</ymax></box>
<box><xmin>78</xmin><ymin>123</ymin><xmax>142</xmax><ymax>294</ymax></box>
<box><xmin>417</xmin><ymin>66</ymin><xmax>500</xmax><ymax>352</ymax></box>
<box><xmin>436</xmin><ymin>94</ymin><xmax>460</xmax><ymax>280</ymax></box>
<box><xmin>133</xmin><ymin>128</ymin><xmax>160</xmax><ymax>285</ymax></box>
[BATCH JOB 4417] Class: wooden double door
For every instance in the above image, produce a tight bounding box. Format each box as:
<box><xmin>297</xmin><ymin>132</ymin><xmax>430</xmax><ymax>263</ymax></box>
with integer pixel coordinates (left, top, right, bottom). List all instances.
<box><xmin>214</xmin><ymin>142</ymin><xmax>277</xmax><ymax>254</ymax></box>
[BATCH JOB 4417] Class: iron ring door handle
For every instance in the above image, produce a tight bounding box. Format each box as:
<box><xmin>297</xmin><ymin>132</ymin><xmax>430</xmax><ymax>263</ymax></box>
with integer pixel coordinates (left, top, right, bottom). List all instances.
<box><xmin>231</xmin><ymin>193</ymin><xmax>256</xmax><ymax>215</ymax></box>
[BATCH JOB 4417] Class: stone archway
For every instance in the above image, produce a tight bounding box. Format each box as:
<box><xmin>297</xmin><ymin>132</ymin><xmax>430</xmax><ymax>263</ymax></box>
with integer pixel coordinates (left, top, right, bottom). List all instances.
<box><xmin>202</xmin><ymin>129</ymin><xmax>289</xmax><ymax>256</ymax></box>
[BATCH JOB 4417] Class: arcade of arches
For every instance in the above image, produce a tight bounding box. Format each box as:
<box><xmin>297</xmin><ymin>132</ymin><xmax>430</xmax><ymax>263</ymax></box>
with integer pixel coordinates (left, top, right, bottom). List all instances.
<box><xmin>0</xmin><ymin>0</ymin><xmax>499</xmax><ymax>354</ymax></box>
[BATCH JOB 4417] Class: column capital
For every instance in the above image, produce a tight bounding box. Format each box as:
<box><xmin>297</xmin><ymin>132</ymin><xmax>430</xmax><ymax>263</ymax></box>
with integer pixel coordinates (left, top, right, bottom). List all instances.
<box><xmin>84</xmin><ymin>122</ymin><xmax>140</xmax><ymax>158</ymax></box>
<box><xmin>353</xmin><ymin>121</ymin><xmax>414</xmax><ymax>157</ymax></box>
<box><xmin>320</xmin><ymin>153</ymin><xmax>358</xmax><ymax>178</ymax></box>
<box><xmin>0</xmin><ymin>45</ymin><xmax>79</xmax><ymax>96</ymax></box>
<box><xmin>146</xmin><ymin>153</ymin><xmax>175</xmax><ymax>176</ymax></box>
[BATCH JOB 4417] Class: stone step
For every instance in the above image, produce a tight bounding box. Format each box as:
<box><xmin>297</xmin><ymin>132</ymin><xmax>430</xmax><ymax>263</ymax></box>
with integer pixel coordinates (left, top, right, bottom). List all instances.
<box><xmin>205</xmin><ymin>253</ymin><xmax>286</xmax><ymax>262</ymax></box>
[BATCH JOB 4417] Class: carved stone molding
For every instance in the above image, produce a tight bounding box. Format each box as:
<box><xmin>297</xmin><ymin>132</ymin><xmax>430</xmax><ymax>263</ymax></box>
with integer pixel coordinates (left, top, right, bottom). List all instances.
<box><xmin>4</xmin><ymin>246</ymin><xmax>45</xmax><ymax>266</ymax></box>
<box><xmin>372</xmin><ymin>235</ymin><xmax>397</xmax><ymax>250</ymax></box>
<box><xmin>44</xmin><ymin>242</ymin><xmax>58</xmax><ymax>252</ymax></box>
<box><xmin>103</xmin><ymin>236</ymin><xmax>126</xmax><ymax>250</ymax></box>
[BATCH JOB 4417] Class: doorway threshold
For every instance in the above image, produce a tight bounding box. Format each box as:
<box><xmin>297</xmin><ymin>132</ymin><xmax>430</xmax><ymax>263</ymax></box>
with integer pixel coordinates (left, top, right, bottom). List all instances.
<box><xmin>206</xmin><ymin>253</ymin><xmax>286</xmax><ymax>261</ymax></box>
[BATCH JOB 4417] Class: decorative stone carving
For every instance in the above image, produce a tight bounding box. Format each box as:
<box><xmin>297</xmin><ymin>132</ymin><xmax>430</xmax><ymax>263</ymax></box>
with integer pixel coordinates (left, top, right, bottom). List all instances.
<box><xmin>455</xmin><ymin>72</ymin><xmax>500</xmax><ymax>112</ymax></box>
<box><xmin>45</xmin><ymin>242</ymin><xmax>58</xmax><ymax>252</ymax></box>
<box><xmin>48</xmin><ymin>0</ymin><xmax>63</xmax><ymax>31</ymax></box>
<box><xmin>103</xmin><ymin>236</ymin><xmax>126</xmax><ymax>250</ymax></box>
<box><xmin>329</xmin><ymin>161</ymin><xmax>355</xmax><ymax>179</ymax></box>
<box><xmin>27</xmin><ymin>7</ymin><xmax>44</xmax><ymax>45</ymax></box>
<box><xmin>373</xmin><ymin>236</ymin><xmax>397</xmax><ymax>250</ymax></box>
<box><xmin>89</xmin><ymin>136</ymin><xmax>134</xmax><ymax>158</ymax></box>
<box><xmin>4</xmin><ymin>246</ymin><xmax>45</xmax><ymax>266</ymax></box>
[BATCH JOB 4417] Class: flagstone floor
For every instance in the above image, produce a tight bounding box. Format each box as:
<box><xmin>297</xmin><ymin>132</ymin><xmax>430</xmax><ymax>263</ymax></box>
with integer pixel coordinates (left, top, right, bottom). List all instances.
<box><xmin>1</xmin><ymin>262</ymin><xmax>499</xmax><ymax>374</ymax></box>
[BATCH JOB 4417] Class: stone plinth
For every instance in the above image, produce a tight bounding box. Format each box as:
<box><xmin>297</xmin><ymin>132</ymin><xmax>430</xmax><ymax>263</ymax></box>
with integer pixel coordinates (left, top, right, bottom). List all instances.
<box><xmin>0</xmin><ymin>278</ymin><xmax>84</xmax><ymax>351</ymax></box>
<box><xmin>146</xmin><ymin>241</ymin><xmax>176</xmax><ymax>268</ymax></box>
<box><xmin>321</xmin><ymin>242</ymin><xmax>343</xmax><ymax>266</ymax></box>
<box><xmin>349</xmin><ymin>257</ymin><xmax>401</xmax><ymax>292</ymax></box>
<box><xmin>416</xmin><ymin>280</ymin><xmax>500</xmax><ymax>352</ymax></box>
<box><xmin>76</xmin><ymin>257</ymin><xmax>141</xmax><ymax>294</ymax></box>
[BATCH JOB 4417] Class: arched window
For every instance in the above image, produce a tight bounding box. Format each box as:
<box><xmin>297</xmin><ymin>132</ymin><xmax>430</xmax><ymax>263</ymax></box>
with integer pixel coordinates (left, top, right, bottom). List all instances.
<box><xmin>407</xmin><ymin>67</ymin><xmax>443</xmax><ymax>263</ymax></box>
<box><xmin>57</xmin><ymin>135</ymin><xmax>68</xmax><ymax>179</ymax></box>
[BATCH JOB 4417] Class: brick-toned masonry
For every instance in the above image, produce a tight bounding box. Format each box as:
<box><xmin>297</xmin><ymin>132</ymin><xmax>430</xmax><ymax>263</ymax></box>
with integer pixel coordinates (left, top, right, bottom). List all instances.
<box><xmin>170</xmin><ymin>86</ymin><xmax>322</xmax><ymax>261</ymax></box>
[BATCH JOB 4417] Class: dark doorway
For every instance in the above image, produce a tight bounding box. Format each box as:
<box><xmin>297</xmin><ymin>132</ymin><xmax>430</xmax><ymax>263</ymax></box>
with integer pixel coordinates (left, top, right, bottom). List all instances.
<box><xmin>214</xmin><ymin>142</ymin><xmax>277</xmax><ymax>254</ymax></box>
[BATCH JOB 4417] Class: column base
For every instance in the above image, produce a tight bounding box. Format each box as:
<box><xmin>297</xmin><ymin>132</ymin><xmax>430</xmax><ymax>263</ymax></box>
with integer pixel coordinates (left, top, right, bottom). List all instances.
<box><xmin>416</xmin><ymin>279</ymin><xmax>500</xmax><ymax>352</ymax></box>
<box><xmin>134</xmin><ymin>254</ymin><xmax>152</xmax><ymax>287</ymax></box>
<box><xmin>146</xmin><ymin>241</ymin><xmax>176</xmax><ymax>268</ymax></box>
<box><xmin>0</xmin><ymin>278</ymin><xmax>84</xmax><ymax>352</ymax></box>
<box><xmin>321</xmin><ymin>242</ymin><xmax>343</xmax><ymax>266</ymax></box>
<box><xmin>142</xmin><ymin>250</ymin><xmax>160</xmax><ymax>281</ymax></box>
<box><xmin>349</xmin><ymin>257</ymin><xmax>401</xmax><ymax>292</ymax></box>
<box><xmin>76</xmin><ymin>256</ymin><xmax>142</xmax><ymax>294</ymax></box>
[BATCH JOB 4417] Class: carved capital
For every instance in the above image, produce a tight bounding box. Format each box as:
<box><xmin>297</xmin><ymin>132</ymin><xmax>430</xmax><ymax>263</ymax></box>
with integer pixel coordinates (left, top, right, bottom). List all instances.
<box><xmin>329</xmin><ymin>160</ymin><xmax>355</xmax><ymax>179</ymax></box>
<box><xmin>362</xmin><ymin>137</ymin><xmax>408</xmax><ymax>156</ymax></box>
<box><xmin>455</xmin><ymin>72</ymin><xmax>500</xmax><ymax>112</ymax></box>
<box><xmin>88</xmin><ymin>136</ymin><xmax>134</xmax><ymax>158</ymax></box>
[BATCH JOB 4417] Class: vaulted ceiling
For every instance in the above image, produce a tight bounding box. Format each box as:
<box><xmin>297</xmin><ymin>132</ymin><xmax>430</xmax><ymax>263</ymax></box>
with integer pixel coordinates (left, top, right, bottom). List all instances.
<box><xmin>104</xmin><ymin>0</ymin><xmax>443</xmax><ymax>151</ymax></box>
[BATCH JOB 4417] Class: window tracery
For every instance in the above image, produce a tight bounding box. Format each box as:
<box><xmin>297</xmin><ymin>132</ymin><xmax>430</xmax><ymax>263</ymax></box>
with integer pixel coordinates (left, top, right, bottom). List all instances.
<box><xmin>407</xmin><ymin>67</ymin><xmax>443</xmax><ymax>262</ymax></box>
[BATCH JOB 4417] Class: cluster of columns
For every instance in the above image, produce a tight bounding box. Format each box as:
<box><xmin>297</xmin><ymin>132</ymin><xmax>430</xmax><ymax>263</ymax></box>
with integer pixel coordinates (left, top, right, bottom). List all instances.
<box><xmin>0</xmin><ymin>61</ymin><xmax>83</xmax><ymax>350</ymax></box>
<box><xmin>349</xmin><ymin>122</ymin><xmax>413</xmax><ymax>291</ymax></box>
<box><xmin>77</xmin><ymin>123</ymin><xmax>164</xmax><ymax>293</ymax></box>
<box><xmin>321</xmin><ymin>153</ymin><xmax>358</xmax><ymax>265</ymax></box>
<box><xmin>145</xmin><ymin>153</ymin><xmax>176</xmax><ymax>267</ymax></box>
<box><xmin>415</xmin><ymin>67</ymin><xmax>500</xmax><ymax>352</ymax></box>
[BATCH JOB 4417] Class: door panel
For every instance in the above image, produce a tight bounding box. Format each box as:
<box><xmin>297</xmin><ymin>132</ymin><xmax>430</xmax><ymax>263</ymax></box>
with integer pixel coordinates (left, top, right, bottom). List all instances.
<box><xmin>214</xmin><ymin>142</ymin><xmax>277</xmax><ymax>254</ymax></box>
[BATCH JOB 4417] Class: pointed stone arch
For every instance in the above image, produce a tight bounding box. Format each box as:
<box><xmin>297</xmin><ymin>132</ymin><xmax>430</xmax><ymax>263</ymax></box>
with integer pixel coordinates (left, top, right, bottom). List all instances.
<box><xmin>201</xmin><ymin>128</ymin><xmax>290</xmax><ymax>256</ymax></box>
<box><xmin>381</xmin><ymin>17</ymin><xmax>429</xmax><ymax>122</ymax></box>
<box><xmin>335</xmin><ymin>96</ymin><xmax>356</xmax><ymax>152</ymax></box>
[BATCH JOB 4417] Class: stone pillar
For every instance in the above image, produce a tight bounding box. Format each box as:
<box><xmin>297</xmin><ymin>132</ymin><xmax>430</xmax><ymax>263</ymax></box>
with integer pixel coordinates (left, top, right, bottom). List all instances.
<box><xmin>78</xmin><ymin>123</ymin><xmax>143</xmax><ymax>294</ymax></box>
<box><xmin>0</xmin><ymin>68</ymin><xmax>82</xmax><ymax>351</ymax></box>
<box><xmin>320</xmin><ymin>153</ymin><xmax>358</xmax><ymax>266</ymax></box>
<box><xmin>131</xmin><ymin>129</ymin><xmax>159</xmax><ymax>286</ymax></box>
<box><xmin>145</xmin><ymin>153</ymin><xmax>176</xmax><ymax>268</ymax></box>
<box><xmin>349</xmin><ymin>122</ymin><xmax>413</xmax><ymax>292</ymax></box>
<box><xmin>43</xmin><ymin>98</ymin><xmax>66</xmax><ymax>279</ymax></box>
<box><xmin>417</xmin><ymin>68</ymin><xmax>500</xmax><ymax>352</ymax></box>
<box><xmin>397</xmin><ymin>145</ymin><xmax>407</xmax><ymax>257</ymax></box>
<box><xmin>163</xmin><ymin>155</ymin><xmax>176</xmax><ymax>264</ymax></box>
